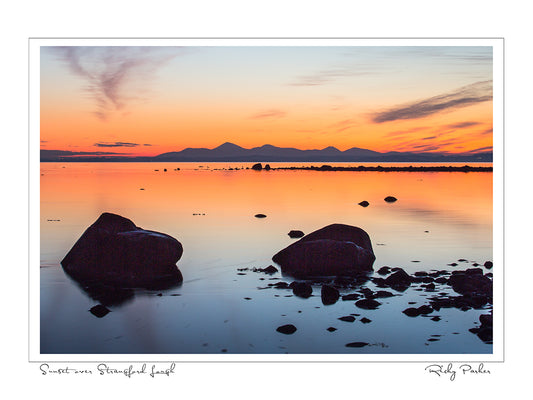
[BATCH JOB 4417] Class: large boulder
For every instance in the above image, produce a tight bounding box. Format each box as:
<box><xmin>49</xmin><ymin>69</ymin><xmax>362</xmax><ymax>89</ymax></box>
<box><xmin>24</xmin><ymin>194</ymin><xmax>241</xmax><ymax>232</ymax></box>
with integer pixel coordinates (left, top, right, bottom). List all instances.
<box><xmin>61</xmin><ymin>213</ymin><xmax>183</xmax><ymax>287</ymax></box>
<box><xmin>272</xmin><ymin>224</ymin><xmax>375</xmax><ymax>277</ymax></box>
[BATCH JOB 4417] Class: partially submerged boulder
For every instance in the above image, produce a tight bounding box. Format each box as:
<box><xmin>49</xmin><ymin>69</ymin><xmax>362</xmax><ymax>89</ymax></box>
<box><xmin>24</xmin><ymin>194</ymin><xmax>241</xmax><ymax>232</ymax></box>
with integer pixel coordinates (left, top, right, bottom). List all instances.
<box><xmin>272</xmin><ymin>224</ymin><xmax>375</xmax><ymax>278</ymax></box>
<box><xmin>61</xmin><ymin>213</ymin><xmax>183</xmax><ymax>288</ymax></box>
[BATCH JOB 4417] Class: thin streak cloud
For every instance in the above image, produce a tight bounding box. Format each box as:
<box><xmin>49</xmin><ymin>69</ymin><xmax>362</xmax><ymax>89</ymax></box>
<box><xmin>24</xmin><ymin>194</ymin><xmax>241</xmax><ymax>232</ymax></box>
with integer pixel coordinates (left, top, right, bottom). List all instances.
<box><xmin>251</xmin><ymin>109</ymin><xmax>287</xmax><ymax>119</ymax></box>
<box><xmin>94</xmin><ymin>142</ymin><xmax>140</xmax><ymax>148</ymax></box>
<box><xmin>372</xmin><ymin>80</ymin><xmax>492</xmax><ymax>123</ymax></box>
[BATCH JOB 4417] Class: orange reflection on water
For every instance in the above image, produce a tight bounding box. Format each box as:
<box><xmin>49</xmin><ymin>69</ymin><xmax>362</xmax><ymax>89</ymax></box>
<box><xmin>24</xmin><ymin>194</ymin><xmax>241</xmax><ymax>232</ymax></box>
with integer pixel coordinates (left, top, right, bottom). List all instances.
<box><xmin>41</xmin><ymin>162</ymin><xmax>492</xmax><ymax>272</ymax></box>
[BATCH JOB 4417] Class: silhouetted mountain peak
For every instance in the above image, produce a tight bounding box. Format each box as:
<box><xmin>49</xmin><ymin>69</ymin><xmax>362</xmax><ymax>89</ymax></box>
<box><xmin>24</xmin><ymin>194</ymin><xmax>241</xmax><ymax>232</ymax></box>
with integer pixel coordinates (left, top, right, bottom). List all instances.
<box><xmin>214</xmin><ymin>142</ymin><xmax>244</xmax><ymax>150</ymax></box>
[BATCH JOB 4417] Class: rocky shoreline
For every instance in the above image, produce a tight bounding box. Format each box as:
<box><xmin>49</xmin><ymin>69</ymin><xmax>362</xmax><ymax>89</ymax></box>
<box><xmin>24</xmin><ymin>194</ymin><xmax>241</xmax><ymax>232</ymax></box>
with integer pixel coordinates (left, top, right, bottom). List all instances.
<box><xmin>238</xmin><ymin>260</ymin><xmax>493</xmax><ymax>346</ymax></box>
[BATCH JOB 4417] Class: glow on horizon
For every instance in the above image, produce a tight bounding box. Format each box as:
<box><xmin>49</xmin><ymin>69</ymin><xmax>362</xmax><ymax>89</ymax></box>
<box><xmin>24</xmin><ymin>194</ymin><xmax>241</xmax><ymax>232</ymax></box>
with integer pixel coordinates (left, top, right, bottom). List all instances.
<box><xmin>40</xmin><ymin>46</ymin><xmax>493</xmax><ymax>157</ymax></box>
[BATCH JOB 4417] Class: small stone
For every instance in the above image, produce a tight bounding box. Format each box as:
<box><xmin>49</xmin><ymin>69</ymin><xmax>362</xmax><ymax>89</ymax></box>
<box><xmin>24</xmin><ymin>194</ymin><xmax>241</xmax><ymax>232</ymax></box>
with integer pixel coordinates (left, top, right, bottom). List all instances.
<box><xmin>255</xmin><ymin>214</ymin><xmax>267</xmax><ymax>218</ymax></box>
<box><xmin>345</xmin><ymin>342</ymin><xmax>369</xmax><ymax>348</ymax></box>
<box><xmin>327</xmin><ymin>327</ymin><xmax>337</xmax><ymax>332</ymax></box>
<box><xmin>484</xmin><ymin>261</ymin><xmax>493</xmax><ymax>269</ymax></box>
<box><xmin>290</xmin><ymin>281</ymin><xmax>313</xmax><ymax>298</ymax></box>
<box><xmin>403</xmin><ymin>307</ymin><xmax>420</xmax><ymax>317</ymax></box>
<box><xmin>338</xmin><ymin>316</ymin><xmax>356</xmax><ymax>322</ymax></box>
<box><xmin>341</xmin><ymin>293</ymin><xmax>361</xmax><ymax>301</ymax></box>
<box><xmin>89</xmin><ymin>304</ymin><xmax>110</xmax><ymax>318</ymax></box>
<box><xmin>321</xmin><ymin>284</ymin><xmax>340</xmax><ymax>305</ymax></box>
<box><xmin>360</xmin><ymin>317</ymin><xmax>372</xmax><ymax>324</ymax></box>
<box><xmin>276</xmin><ymin>324</ymin><xmax>297</xmax><ymax>334</ymax></box>
<box><xmin>377</xmin><ymin>266</ymin><xmax>391</xmax><ymax>275</ymax></box>
<box><xmin>358</xmin><ymin>201</ymin><xmax>369</xmax><ymax>207</ymax></box>
<box><xmin>384</xmin><ymin>196</ymin><xmax>397</xmax><ymax>203</ymax></box>
<box><xmin>355</xmin><ymin>298</ymin><xmax>381</xmax><ymax>310</ymax></box>
<box><xmin>288</xmin><ymin>230</ymin><xmax>305</xmax><ymax>238</ymax></box>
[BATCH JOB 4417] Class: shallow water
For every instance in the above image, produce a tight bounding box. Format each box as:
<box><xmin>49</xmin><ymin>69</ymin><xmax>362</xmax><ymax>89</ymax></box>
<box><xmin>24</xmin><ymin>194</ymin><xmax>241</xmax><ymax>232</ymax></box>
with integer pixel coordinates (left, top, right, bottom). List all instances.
<box><xmin>40</xmin><ymin>162</ymin><xmax>493</xmax><ymax>354</ymax></box>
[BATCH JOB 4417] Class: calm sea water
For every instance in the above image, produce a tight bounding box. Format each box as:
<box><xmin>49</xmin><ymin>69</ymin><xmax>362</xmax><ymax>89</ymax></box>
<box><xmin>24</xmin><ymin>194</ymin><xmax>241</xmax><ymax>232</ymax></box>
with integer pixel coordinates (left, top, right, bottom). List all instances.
<box><xmin>40</xmin><ymin>162</ymin><xmax>493</xmax><ymax>354</ymax></box>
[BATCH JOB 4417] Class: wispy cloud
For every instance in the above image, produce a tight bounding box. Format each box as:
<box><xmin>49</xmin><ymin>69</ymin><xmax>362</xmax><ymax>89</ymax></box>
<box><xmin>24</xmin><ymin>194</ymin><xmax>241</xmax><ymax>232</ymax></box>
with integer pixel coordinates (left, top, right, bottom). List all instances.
<box><xmin>51</xmin><ymin>46</ymin><xmax>184</xmax><ymax>121</ymax></box>
<box><xmin>444</xmin><ymin>121</ymin><xmax>482</xmax><ymax>130</ymax></box>
<box><xmin>385</xmin><ymin>126</ymin><xmax>429</xmax><ymax>138</ymax></box>
<box><xmin>465</xmin><ymin>146</ymin><xmax>493</xmax><ymax>153</ymax></box>
<box><xmin>372</xmin><ymin>80</ymin><xmax>493</xmax><ymax>123</ymax></box>
<box><xmin>94</xmin><ymin>141</ymin><xmax>139</xmax><ymax>148</ymax></box>
<box><xmin>290</xmin><ymin>68</ymin><xmax>371</xmax><ymax>87</ymax></box>
<box><xmin>250</xmin><ymin>109</ymin><xmax>287</xmax><ymax>119</ymax></box>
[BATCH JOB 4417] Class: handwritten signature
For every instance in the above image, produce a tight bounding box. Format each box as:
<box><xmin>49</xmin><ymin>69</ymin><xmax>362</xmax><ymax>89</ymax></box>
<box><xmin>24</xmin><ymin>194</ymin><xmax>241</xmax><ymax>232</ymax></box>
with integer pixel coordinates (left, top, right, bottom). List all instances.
<box><xmin>39</xmin><ymin>363</ymin><xmax>176</xmax><ymax>378</ymax></box>
<box><xmin>425</xmin><ymin>363</ymin><xmax>491</xmax><ymax>381</ymax></box>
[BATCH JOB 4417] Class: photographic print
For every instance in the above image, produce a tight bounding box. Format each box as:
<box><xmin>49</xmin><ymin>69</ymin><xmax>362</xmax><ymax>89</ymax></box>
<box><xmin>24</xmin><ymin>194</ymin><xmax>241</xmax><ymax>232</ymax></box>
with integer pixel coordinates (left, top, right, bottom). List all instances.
<box><xmin>33</xmin><ymin>38</ymin><xmax>502</xmax><ymax>360</ymax></box>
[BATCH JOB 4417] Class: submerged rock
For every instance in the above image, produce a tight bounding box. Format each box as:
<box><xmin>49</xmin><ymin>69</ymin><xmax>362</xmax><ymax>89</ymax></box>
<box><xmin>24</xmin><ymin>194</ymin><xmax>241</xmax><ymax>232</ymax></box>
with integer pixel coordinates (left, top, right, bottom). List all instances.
<box><xmin>384</xmin><ymin>196</ymin><xmax>397</xmax><ymax>203</ymax></box>
<box><xmin>61</xmin><ymin>213</ymin><xmax>183</xmax><ymax>288</ymax></box>
<box><xmin>358</xmin><ymin>201</ymin><xmax>369</xmax><ymax>207</ymax></box>
<box><xmin>272</xmin><ymin>224</ymin><xmax>375</xmax><ymax>278</ymax></box>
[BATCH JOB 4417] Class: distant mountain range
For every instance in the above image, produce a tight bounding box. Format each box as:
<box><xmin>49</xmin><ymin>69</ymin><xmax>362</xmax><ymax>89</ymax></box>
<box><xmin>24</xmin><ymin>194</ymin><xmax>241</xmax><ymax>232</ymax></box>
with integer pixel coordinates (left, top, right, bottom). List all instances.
<box><xmin>41</xmin><ymin>142</ymin><xmax>493</xmax><ymax>163</ymax></box>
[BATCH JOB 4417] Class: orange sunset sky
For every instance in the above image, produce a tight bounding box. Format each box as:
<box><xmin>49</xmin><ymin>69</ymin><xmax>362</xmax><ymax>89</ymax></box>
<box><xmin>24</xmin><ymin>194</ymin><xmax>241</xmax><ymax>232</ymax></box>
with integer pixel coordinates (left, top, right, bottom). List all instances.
<box><xmin>40</xmin><ymin>45</ymin><xmax>493</xmax><ymax>157</ymax></box>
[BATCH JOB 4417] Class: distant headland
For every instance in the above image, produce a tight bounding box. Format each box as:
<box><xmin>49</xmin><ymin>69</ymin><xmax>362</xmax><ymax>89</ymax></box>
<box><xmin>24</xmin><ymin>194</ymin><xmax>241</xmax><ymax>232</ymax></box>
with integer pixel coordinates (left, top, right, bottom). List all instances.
<box><xmin>40</xmin><ymin>142</ymin><xmax>493</xmax><ymax>163</ymax></box>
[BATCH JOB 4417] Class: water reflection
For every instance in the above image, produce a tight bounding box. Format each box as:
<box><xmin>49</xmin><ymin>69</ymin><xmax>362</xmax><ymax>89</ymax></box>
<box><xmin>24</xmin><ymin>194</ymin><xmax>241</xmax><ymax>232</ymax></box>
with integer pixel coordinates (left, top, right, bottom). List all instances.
<box><xmin>63</xmin><ymin>267</ymin><xmax>182</xmax><ymax>307</ymax></box>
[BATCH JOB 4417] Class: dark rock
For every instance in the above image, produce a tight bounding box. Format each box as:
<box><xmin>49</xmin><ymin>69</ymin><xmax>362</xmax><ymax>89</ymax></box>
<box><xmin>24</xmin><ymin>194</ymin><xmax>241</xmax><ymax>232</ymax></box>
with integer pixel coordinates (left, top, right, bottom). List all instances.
<box><xmin>290</xmin><ymin>282</ymin><xmax>313</xmax><ymax>298</ymax></box>
<box><xmin>423</xmin><ymin>283</ymin><xmax>436</xmax><ymax>291</ymax></box>
<box><xmin>384</xmin><ymin>196</ymin><xmax>397</xmax><ymax>203</ymax></box>
<box><xmin>360</xmin><ymin>317</ymin><xmax>372</xmax><ymax>323</ymax></box>
<box><xmin>345</xmin><ymin>342</ymin><xmax>369</xmax><ymax>348</ymax></box>
<box><xmin>89</xmin><ymin>304</ymin><xmax>111</xmax><ymax>318</ymax></box>
<box><xmin>374</xmin><ymin>290</ymin><xmax>394</xmax><ymax>298</ymax></box>
<box><xmin>255</xmin><ymin>214</ymin><xmax>267</xmax><ymax>218</ymax></box>
<box><xmin>271</xmin><ymin>281</ymin><xmax>290</xmax><ymax>289</ymax></box>
<box><xmin>272</xmin><ymin>224</ymin><xmax>375</xmax><ymax>277</ymax></box>
<box><xmin>338</xmin><ymin>316</ymin><xmax>356</xmax><ymax>322</ymax></box>
<box><xmin>484</xmin><ymin>261</ymin><xmax>493</xmax><ymax>269</ymax></box>
<box><xmin>276</xmin><ymin>324</ymin><xmax>297</xmax><ymax>334</ymax></box>
<box><xmin>448</xmin><ymin>271</ymin><xmax>492</xmax><ymax>296</ymax></box>
<box><xmin>384</xmin><ymin>268</ymin><xmax>412</xmax><ymax>290</ymax></box>
<box><xmin>341</xmin><ymin>293</ymin><xmax>361</xmax><ymax>301</ymax></box>
<box><xmin>402</xmin><ymin>307</ymin><xmax>420</xmax><ymax>317</ymax></box>
<box><xmin>377</xmin><ymin>266</ymin><xmax>391</xmax><ymax>275</ymax></box>
<box><xmin>465</xmin><ymin>268</ymin><xmax>483</xmax><ymax>275</ymax></box>
<box><xmin>251</xmin><ymin>163</ymin><xmax>263</xmax><ymax>171</ymax></box>
<box><xmin>358</xmin><ymin>201</ymin><xmax>369</xmax><ymax>207</ymax></box>
<box><xmin>372</xmin><ymin>277</ymin><xmax>388</xmax><ymax>288</ymax></box>
<box><xmin>435</xmin><ymin>277</ymin><xmax>448</xmax><ymax>284</ymax></box>
<box><xmin>448</xmin><ymin>262</ymin><xmax>458</xmax><ymax>266</ymax></box>
<box><xmin>288</xmin><ymin>230</ymin><xmax>305</xmax><ymax>238</ymax></box>
<box><xmin>61</xmin><ymin>213</ymin><xmax>183</xmax><ymax>288</ymax></box>
<box><xmin>321</xmin><ymin>285</ymin><xmax>340</xmax><ymax>305</ymax></box>
<box><xmin>431</xmin><ymin>316</ymin><xmax>441</xmax><ymax>321</ymax></box>
<box><xmin>479</xmin><ymin>313</ymin><xmax>493</xmax><ymax>327</ymax></box>
<box><xmin>327</xmin><ymin>327</ymin><xmax>337</xmax><ymax>332</ymax></box>
<box><xmin>417</xmin><ymin>305</ymin><xmax>433</xmax><ymax>315</ymax></box>
<box><xmin>264</xmin><ymin>164</ymin><xmax>271</xmax><ymax>171</ymax></box>
<box><xmin>414</xmin><ymin>271</ymin><xmax>428</xmax><ymax>277</ymax></box>
<box><xmin>359</xmin><ymin>287</ymin><xmax>375</xmax><ymax>298</ymax></box>
<box><xmin>254</xmin><ymin>265</ymin><xmax>278</xmax><ymax>274</ymax></box>
<box><xmin>355</xmin><ymin>298</ymin><xmax>381</xmax><ymax>310</ymax></box>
